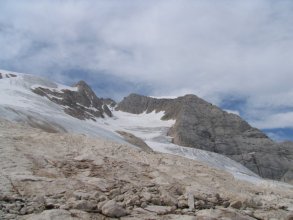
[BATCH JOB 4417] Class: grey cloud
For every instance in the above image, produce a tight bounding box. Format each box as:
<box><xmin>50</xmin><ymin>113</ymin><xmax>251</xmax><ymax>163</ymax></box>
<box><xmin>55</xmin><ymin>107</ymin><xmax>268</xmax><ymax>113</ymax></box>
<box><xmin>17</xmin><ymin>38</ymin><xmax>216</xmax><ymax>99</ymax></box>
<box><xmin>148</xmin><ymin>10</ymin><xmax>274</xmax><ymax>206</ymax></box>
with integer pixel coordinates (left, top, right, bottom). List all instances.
<box><xmin>1</xmin><ymin>0</ymin><xmax>293</xmax><ymax>131</ymax></box>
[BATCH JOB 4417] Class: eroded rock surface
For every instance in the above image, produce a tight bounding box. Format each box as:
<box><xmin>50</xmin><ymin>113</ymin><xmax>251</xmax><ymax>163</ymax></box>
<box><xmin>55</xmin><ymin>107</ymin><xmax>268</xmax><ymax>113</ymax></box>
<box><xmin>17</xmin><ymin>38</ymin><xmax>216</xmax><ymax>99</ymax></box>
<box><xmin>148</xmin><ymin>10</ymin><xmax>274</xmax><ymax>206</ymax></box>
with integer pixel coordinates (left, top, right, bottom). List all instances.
<box><xmin>0</xmin><ymin>119</ymin><xmax>292</xmax><ymax>219</ymax></box>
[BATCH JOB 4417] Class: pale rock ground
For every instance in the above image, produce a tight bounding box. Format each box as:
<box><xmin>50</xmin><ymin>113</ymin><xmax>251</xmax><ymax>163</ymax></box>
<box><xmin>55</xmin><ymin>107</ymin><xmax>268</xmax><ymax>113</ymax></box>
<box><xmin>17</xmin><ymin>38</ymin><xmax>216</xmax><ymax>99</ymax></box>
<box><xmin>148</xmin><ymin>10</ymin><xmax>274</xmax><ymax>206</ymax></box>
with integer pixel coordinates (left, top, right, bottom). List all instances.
<box><xmin>0</xmin><ymin>119</ymin><xmax>293</xmax><ymax>220</ymax></box>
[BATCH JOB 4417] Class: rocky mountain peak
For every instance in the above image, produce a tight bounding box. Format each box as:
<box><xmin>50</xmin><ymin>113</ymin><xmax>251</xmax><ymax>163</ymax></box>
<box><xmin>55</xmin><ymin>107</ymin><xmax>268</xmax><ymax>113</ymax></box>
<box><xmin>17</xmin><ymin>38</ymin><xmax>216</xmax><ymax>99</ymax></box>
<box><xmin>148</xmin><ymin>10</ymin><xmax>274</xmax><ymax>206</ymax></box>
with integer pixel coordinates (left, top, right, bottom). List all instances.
<box><xmin>74</xmin><ymin>80</ymin><xmax>93</xmax><ymax>92</ymax></box>
<box><xmin>32</xmin><ymin>80</ymin><xmax>113</xmax><ymax>120</ymax></box>
<box><xmin>117</xmin><ymin>93</ymin><xmax>293</xmax><ymax>181</ymax></box>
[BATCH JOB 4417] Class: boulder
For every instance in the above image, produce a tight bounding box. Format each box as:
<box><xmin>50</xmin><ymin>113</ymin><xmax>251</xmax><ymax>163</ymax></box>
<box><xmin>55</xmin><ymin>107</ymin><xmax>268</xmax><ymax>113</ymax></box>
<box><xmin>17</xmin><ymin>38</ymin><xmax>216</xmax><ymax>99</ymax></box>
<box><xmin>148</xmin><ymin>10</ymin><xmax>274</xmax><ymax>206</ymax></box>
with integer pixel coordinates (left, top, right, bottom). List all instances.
<box><xmin>101</xmin><ymin>200</ymin><xmax>127</xmax><ymax>218</ymax></box>
<box><xmin>144</xmin><ymin>205</ymin><xmax>173</xmax><ymax>215</ymax></box>
<box><xmin>230</xmin><ymin>201</ymin><xmax>243</xmax><ymax>209</ymax></box>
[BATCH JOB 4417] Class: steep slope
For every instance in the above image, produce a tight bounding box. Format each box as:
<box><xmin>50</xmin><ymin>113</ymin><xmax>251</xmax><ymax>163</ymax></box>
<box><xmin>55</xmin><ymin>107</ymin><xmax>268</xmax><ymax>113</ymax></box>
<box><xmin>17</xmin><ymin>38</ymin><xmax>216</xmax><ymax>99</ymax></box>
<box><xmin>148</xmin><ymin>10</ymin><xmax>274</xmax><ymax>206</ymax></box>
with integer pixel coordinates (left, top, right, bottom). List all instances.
<box><xmin>117</xmin><ymin>94</ymin><xmax>293</xmax><ymax>182</ymax></box>
<box><xmin>0</xmin><ymin>119</ymin><xmax>292</xmax><ymax>220</ymax></box>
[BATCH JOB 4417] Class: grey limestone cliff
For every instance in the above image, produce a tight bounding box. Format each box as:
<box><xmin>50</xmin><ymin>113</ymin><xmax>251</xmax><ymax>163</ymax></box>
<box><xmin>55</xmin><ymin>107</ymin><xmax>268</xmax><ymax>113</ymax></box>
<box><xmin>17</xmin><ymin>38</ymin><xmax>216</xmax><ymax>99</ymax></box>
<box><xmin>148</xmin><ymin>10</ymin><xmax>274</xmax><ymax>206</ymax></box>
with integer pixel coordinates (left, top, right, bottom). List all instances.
<box><xmin>117</xmin><ymin>93</ymin><xmax>293</xmax><ymax>182</ymax></box>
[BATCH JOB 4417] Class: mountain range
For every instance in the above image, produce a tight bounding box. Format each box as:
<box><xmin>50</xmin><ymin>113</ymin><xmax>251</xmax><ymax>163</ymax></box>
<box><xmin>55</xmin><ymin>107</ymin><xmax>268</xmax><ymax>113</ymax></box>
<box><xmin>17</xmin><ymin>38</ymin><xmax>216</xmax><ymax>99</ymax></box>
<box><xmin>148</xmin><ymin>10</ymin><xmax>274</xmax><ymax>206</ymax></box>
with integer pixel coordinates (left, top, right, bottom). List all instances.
<box><xmin>0</xmin><ymin>69</ymin><xmax>292</xmax><ymax>220</ymax></box>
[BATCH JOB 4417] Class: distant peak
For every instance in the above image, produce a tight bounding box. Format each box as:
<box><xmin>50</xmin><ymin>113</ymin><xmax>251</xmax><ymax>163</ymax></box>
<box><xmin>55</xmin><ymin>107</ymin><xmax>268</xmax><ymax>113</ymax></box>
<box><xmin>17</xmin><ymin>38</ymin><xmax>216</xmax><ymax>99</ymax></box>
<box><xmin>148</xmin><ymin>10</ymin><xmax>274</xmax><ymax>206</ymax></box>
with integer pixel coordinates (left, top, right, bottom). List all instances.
<box><xmin>0</xmin><ymin>72</ymin><xmax>18</xmax><ymax>79</ymax></box>
<box><xmin>73</xmin><ymin>80</ymin><xmax>91</xmax><ymax>89</ymax></box>
<box><xmin>127</xmin><ymin>93</ymin><xmax>147</xmax><ymax>98</ymax></box>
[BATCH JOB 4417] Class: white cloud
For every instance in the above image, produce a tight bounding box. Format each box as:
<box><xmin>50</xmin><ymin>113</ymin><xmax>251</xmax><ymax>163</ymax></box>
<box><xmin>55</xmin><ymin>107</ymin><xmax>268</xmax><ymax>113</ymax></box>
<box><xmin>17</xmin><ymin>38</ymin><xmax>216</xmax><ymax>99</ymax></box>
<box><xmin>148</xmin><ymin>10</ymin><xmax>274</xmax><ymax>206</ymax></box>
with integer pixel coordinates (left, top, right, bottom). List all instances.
<box><xmin>1</xmin><ymin>0</ymin><xmax>293</xmax><ymax>131</ymax></box>
<box><xmin>252</xmin><ymin>112</ymin><xmax>293</xmax><ymax>129</ymax></box>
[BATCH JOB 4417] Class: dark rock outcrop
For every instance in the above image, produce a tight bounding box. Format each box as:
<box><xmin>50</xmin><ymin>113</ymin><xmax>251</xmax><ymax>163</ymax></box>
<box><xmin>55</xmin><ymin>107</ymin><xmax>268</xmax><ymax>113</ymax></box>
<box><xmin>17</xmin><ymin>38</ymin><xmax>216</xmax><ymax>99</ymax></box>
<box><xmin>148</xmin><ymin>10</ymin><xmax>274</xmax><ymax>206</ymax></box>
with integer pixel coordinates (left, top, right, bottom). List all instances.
<box><xmin>116</xmin><ymin>130</ymin><xmax>153</xmax><ymax>153</ymax></box>
<box><xmin>117</xmin><ymin>94</ymin><xmax>293</xmax><ymax>182</ymax></box>
<box><xmin>32</xmin><ymin>80</ymin><xmax>114</xmax><ymax>121</ymax></box>
<box><xmin>0</xmin><ymin>72</ymin><xmax>17</xmax><ymax>79</ymax></box>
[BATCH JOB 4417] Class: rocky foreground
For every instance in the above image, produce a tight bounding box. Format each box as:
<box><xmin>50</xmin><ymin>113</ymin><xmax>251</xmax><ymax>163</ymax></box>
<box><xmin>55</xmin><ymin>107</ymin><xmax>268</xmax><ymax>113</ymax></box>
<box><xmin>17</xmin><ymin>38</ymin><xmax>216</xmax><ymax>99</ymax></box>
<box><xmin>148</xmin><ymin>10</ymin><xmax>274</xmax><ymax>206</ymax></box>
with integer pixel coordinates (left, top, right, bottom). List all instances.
<box><xmin>0</xmin><ymin>119</ymin><xmax>292</xmax><ymax>220</ymax></box>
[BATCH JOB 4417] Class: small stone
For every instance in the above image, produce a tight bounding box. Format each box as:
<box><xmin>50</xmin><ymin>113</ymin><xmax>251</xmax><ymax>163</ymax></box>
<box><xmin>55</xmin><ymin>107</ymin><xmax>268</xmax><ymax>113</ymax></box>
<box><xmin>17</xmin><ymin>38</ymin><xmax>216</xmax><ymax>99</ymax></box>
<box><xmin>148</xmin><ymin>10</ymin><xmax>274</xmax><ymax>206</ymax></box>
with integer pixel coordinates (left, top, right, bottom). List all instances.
<box><xmin>109</xmin><ymin>188</ymin><xmax>121</xmax><ymax>198</ymax></box>
<box><xmin>74</xmin><ymin>200</ymin><xmax>97</xmax><ymax>211</ymax></box>
<box><xmin>141</xmin><ymin>192</ymin><xmax>152</xmax><ymax>202</ymax></box>
<box><xmin>8</xmin><ymin>209</ymin><xmax>19</xmax><ymax>214</ymax></box>
<box><xmin>145</xmin><ymin>183</ymin><xmax>156</xmax><ymax>187</ymax></box>
<box><xmin>178</xmin><ymin>195</ymin><xmax>186</xmax><ymax>200</ymax></box>
<box><xmin>215</xmin><ymin>193</ymin><xmax>220</xmax><ymax>200</ymax></box>
<box><xmin>148</xmin><ymin>187</ymin><xmax>158</xmax><ymax>193</ymax></box>
<box><xmin>127</xmin><ymin>206</ymin><xmax>134</xmax><ymax>211</ymax></box>
<box><xmin>178</xmin><ymin>200</ymin><xmax>188</xmax><ymax>209</ymax></box>
<box><xmin>60</xmin><ymin>204</ymin><xmax>70</xmax><ymax>210</ymax></box>
<box><xmin>115</xmin><ymin>195</ymin><xmax>124</xmax><ymax>202</ymax></box>
<box><xmin>195</xmin><ymin>200</ymin><xmax>204</xmax><ymax>208</ymax></box>
<box><xmin>125</xmin><ymin>195</ymin><xmax>140</xmax><ymax>206</ymax></box>
<box><xmin>223</xmin><ymin>201</ymin><xmax>230</xmax><ymax>208</ymax></box>
<box><xmin>187</xmin><ymin>193</ymin><xmax>195</xmax><ymax>210</ymax></box>
<box><xmin>5</xmin><ymin>204</ymin><xmax>17</xmax><ymax>211</ymax></box>
<box><xmin>144</xmin><ymin>205</ymin><xmax>173</xmax><ymax>215</ymax></box>
<box><xmin>101</xmin><ymin>200</ymin><xmax>127</xmax><ymax>218</ymax></box>
<box><xmin>230</xmin><ymin>201</ymin><xmax>242</xmax><ymax>209</ymax></box>
<box><xmin>45</xmin><ymin>198</ymin><xmax>56</xmax><ymax>209</ymax></box>
<box><xmin>98</xmin><ymin>195</ymin><xmax>107</xmax><ymax>202</ymax></box>
<box><xmin>207</xmin><ymin>196</ymin><xmax>218</xmax><ymax>204</ymax></box>
<box><xmin>97</xmin><ymin>200</ymin><xmax>108</xmax><ymax>211</ymax></box>
<box><xmin>19</xmin><ymin>207</ymin><xmax>27</xmax><ymax>215</ymax></box>
<box><xmin>141</xmin><ymin>202</ymin><xmax>147</xmax><ymax>208</ymax></box>
<box><xmin>151</xmin><ymin>197</ymin><xmax>161</xmax><ymax>206</ymax></box>
<box><xmin>92</xmin><ymin>191</ymin><xmax>101</xmax><ymax>199</ymax></box>
<box><xmin>33</xmin><ymin>196</ymin><xmax>45</xmax><ymax>204</ymax></box>
<box><xmin>73</xmin><ymin>191</ymin><xmax>91</xmax><ymax>200</ymax></box>
<box><xmin>242</xmin><ymin>209</ymin><xmax>254</xmax><ymax>216</ymax></box>
<box><xmin>51</xmin><ymin>194</ymin><xmax>64</xmax><ymax>199</ymax></box>
<box><xmin>181</xmin><ymin>208</ymin><xmax>190</xmax><ymax>214</ymax></box>
<box><xmin>26</xmin><ymin>206</ymin><xmax>35</xmax><ymax>214</ymax></box>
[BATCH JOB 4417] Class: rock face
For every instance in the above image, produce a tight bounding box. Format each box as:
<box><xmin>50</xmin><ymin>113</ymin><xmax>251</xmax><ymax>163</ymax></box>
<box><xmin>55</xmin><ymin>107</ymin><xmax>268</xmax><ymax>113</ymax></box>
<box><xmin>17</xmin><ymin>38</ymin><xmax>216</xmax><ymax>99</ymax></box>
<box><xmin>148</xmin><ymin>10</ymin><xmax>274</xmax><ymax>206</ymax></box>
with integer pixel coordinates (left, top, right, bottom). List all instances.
<box><xmin>117</xmin><ymin>94</ymin><xmax>293</xmax><ymax>181</ymax></box>
<box><xmin>32</xmin><ymin>80</ymin><xmax>115</xmax><ymax>121</ymax></box>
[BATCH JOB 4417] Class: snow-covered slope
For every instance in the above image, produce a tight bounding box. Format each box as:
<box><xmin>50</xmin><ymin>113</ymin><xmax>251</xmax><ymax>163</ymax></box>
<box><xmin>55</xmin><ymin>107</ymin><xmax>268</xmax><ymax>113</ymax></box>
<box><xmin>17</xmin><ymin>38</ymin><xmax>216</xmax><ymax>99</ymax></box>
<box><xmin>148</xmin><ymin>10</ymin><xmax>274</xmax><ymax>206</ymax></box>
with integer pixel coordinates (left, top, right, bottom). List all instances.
<box><xmin>0</xmin><ymin>69</ymin><xmax>123</xmax><ymax>142</ymax></box>
<box><xmin>0</xmin><ymin>69</ymin><xmax>291</xmax><ymax>188</ymax></box>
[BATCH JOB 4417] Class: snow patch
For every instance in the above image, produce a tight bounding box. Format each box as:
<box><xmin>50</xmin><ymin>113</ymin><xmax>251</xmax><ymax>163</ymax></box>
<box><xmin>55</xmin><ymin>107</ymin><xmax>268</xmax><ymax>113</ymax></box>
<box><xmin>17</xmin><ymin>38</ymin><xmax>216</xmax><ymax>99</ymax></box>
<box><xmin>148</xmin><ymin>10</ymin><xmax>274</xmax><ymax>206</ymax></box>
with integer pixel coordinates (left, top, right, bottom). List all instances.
<box><xmin>224</xmin><ymin>109</ymin><xmax>240</xmax><ymax>116</ymax></box>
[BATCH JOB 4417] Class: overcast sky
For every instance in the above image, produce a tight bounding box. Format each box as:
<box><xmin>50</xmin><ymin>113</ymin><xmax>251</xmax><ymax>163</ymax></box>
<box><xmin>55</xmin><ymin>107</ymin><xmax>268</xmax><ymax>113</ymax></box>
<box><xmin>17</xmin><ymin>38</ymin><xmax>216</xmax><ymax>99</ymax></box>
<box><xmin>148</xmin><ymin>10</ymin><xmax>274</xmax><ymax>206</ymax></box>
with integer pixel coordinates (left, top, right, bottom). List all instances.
<box><xmin>1</xmin><ymin>0</ymin><xmax>293</xmax><ymax>140</ymax></box>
